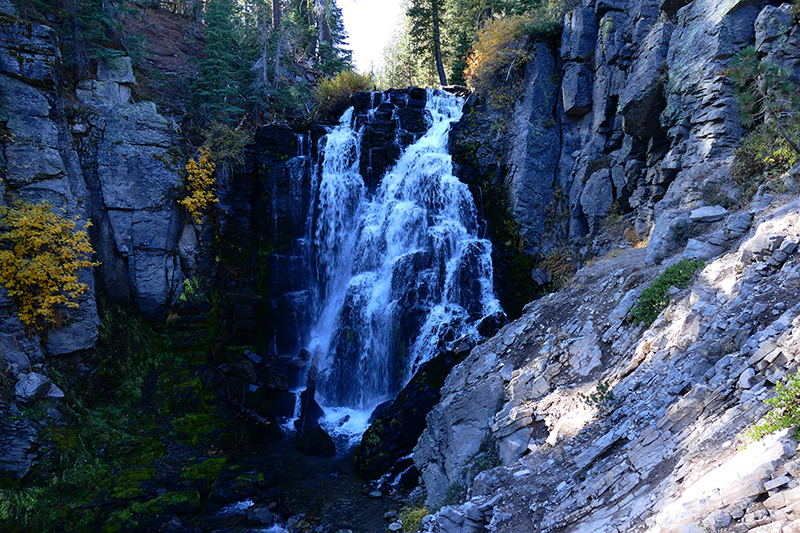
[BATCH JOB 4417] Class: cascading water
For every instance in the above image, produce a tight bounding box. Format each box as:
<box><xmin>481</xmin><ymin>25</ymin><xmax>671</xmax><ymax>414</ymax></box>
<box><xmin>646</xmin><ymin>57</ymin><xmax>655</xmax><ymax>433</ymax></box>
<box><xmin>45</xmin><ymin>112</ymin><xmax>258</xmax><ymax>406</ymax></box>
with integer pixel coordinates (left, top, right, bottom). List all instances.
<box><xmin>307</xmin><ymin>89</ymin><xmax>501</xmax><ymax>440</ymax></box>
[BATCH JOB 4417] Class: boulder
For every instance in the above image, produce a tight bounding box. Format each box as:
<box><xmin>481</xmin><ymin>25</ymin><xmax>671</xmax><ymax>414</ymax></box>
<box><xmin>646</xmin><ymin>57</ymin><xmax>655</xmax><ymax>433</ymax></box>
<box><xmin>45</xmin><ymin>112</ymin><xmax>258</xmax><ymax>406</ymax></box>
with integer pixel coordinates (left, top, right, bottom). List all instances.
<box><xmin>296</xmin><ymin>427</ymin><xmax>335</xmax><ymax>457</ymax></box>
<box><xmin>682</xmin><ymin>238</ymin><xmax>727</xmax><ymax>261</ymax></box>
<box><xmin>354</xmin><ymin>347</ymin><xmax>469</xmax><ymax>479</ymax></box>
<box><xmin>690</xmin><ymin>205</ymin><xmax>728</xmax><ymax>223</ymax></box>
<box><xmin>14</xmin><ymin>373</ymin><xmax>52</xmax><ymax>405</ymax></box>
<box><xmin>246</xmin><ymin>505</ymin><xmax>275</xmax><ymax>525</ymax></box>
<box><xmin>755</xmin><ymin>5</ymin><xmax>793</xmax><ymax>54</ymax></box>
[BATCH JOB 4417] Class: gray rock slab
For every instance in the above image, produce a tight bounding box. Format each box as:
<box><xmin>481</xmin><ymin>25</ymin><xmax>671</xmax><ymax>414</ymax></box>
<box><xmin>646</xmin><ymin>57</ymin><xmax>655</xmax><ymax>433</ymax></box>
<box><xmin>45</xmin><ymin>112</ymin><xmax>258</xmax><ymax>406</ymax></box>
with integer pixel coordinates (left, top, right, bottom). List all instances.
<box><xmin>683</xmin><ymin>238</ymin><xmax>726</xmax><ymax>261</ymax></box>
<box><xmin>690</xmin><ymin>205</ymin><xmax>728</xmax><ymax>223</ymax></box>
<box><xmin>0</xmin><ymin>404</ymin><xmax>39</xmax><ymax>482</ymax></box>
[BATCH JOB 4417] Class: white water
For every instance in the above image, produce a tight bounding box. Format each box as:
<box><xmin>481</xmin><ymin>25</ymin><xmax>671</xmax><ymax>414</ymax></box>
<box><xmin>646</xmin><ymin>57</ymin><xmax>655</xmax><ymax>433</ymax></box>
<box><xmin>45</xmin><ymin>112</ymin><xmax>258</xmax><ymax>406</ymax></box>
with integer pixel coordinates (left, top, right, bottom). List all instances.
<box><xmin>306</xmin><ymin>90</ymin><xmax>500</xmax><ymax>425</ymax></box>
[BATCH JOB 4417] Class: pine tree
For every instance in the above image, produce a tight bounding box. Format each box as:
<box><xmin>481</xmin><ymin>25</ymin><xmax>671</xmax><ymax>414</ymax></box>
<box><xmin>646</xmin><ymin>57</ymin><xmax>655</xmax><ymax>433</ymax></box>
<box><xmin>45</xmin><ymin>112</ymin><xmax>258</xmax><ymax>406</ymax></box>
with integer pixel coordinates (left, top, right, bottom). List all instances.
<box><xmin>193</xmin><ymin>0</ymin><xmax>247</xmax><ymax>124</ymax></box>
<box><xmin>407</xmin><ymin>0</ymin><xmax>448</xmax><ymax>86</ymax></box>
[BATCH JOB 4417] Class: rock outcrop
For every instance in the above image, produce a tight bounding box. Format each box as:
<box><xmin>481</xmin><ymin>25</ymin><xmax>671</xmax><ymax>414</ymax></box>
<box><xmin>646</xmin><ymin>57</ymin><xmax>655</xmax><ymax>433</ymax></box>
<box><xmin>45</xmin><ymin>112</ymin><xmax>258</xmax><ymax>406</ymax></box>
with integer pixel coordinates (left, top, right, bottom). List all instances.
<box><xmin>413</xmin><ymin>192</ymin><xmax>800</xmax><ymax>532</ymax></box>
<box><xmin>453</xmin><ymin>0</ymin><xmax>799</xmax><ymax>266</ymax></box>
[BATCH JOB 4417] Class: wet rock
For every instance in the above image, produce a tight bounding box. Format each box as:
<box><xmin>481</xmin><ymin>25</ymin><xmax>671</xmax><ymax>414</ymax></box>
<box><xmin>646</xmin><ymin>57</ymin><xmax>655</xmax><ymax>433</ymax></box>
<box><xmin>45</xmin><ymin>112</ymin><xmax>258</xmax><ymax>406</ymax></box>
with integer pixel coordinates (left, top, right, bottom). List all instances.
<box><xmin>246</xmin><ymin>505</ymin><xmax>275</xmax><ymax>525</ymax></box>
<box><xmin>158</xmin><ymin>517</ymin><xmax>196</xmax><ymax>533</ymax></box>
<box><xmin>296</xmin><ymin>427</ymin><xmax>335</xmax><ymax>457</ymax></box>
<box><xmin>355</xmin><ymin>347</ymin><xmax>469</xmax><ymax>479</ymax></box>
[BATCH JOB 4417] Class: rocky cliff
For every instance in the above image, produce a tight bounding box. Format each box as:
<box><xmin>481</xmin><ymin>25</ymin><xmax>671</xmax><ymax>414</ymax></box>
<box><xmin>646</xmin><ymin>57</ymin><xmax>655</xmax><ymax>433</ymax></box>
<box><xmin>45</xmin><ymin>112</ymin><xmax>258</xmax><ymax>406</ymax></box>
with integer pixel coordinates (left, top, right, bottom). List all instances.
<box><xmin>1</xmin><ymin>0</ymin><xmax>799</xmax><ymax>530</ymax></box>
<box><xmin>411</xmin><ymin>0</ymin><xmax>800</xmax><ymax>531</ymax></box>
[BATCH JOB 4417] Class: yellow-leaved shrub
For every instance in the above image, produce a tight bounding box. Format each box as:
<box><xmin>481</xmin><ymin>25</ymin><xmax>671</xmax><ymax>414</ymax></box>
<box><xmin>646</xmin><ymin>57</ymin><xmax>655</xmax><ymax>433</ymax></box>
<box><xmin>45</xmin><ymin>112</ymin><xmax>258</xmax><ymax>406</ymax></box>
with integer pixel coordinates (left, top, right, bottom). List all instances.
<box><xmin>0</xmin><ymin>200</ymin><xmax>99</xmax><ymax>331</ymax></box>
<box><xmin>314</xmin><ymin>70</ymin><xmax>373</xmax><ymax>118</ymax></box>
<box><xmin>180</xmin><ymin>146</ymin><xmax>218</xmax><ymax>225</ymax></box>
<box><xmin>464</xmin><ymin>14</ymin><xmax>534</xmax><ymax>110</ymax></box>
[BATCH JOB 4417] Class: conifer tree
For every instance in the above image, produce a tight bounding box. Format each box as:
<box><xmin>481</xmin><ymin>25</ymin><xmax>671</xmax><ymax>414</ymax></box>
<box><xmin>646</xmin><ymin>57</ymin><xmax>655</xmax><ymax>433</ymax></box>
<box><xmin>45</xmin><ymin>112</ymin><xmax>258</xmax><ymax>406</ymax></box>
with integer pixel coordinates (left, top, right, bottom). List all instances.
<box><xmin>193</xmin><ymin>0</ymin><xmax>247</xmax><ymax>124</ymax></box>
<box><xmin>407</xmin><ymin>0</ymin><xmax>448</xmax><ymax>86</ymax></box>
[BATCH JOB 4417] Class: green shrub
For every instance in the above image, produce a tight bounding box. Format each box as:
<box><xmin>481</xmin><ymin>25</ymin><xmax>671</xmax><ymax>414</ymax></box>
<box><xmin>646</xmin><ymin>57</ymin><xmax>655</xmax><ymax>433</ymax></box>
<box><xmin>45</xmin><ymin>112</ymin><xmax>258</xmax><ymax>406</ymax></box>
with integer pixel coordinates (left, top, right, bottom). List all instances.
<box><xmin>629</xmin><ymin>259</ymin><xmax>703</xmax><ymax>326</ymax></box>
<box><xmin>400</xmin><ymin>505</ymin><xmax>429</xmax><ymax>533</ymax></box>
<box><xmin>748</xmin><ymin>371</ymin><xmax>800</xmax><ymax>440</ymax></box>
<box><xmin>314</xmin><ymin>70</ymin><xmax>373</xmax><ymax>118</ymax></box>
<box><xmin>726</xmin><ymin>46</ymin><xmax>800</xmax><ymax>200</ymax></box>
<box><xmin>580</xmin><ymin>379</ymin><xmax>615</xmax><ymax>409</ymax></box>
<box><xmin>733</xmin><ymin>122</ymin><xmax>799</xmax><ymax>199</ymax></box>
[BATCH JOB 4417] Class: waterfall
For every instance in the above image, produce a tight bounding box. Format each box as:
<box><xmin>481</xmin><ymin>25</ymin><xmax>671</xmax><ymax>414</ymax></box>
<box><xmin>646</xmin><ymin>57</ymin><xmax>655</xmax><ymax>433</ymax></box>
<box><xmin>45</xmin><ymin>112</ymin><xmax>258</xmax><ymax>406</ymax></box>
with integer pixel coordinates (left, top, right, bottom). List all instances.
<box><xmin>307</xmin><ymin>89</ymin><xmax>500</xmax><ymax>418</ymax></box>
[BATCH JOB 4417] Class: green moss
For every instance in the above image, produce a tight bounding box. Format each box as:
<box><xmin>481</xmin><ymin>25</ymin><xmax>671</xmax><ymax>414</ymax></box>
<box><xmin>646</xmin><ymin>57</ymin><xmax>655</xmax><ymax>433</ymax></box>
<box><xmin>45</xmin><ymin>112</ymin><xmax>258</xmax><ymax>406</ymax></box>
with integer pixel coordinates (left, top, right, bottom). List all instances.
<box><xmin>181</xmin><ymin>457</ymin><xmax>227</xmax><ymax>481</ymax></box>
<box><xmin>102</xmin><ymin>509</ymin><xmax>135</xmax><ymax>533</ymax></box>
<box><xmin>234</xmin><ymin>471</ymin><xmax>265</xmax><ymax>490</ymax></box>
<box><xmin>109</xmin><ymin>467</ymin><xmax>156</xmax><ymax>500</ymax></box>
<box><xmin>129</xmin><ymin>490</ymin><xmax>200</xmax><ymax>516</ymax></box>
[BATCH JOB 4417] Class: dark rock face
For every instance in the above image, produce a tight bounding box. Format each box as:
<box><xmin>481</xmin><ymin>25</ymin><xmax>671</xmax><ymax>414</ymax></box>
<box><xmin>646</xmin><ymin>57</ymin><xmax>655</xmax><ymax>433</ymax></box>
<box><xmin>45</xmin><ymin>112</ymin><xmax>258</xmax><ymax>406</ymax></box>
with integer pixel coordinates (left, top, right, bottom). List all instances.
<box><xmin>0</xmin><ymin>402</ymin><xmax>40</xmax><ymax>486</ymax></box>
<box><xmin>353</xmin><ymin>89</ymin><xmax>429</xmax><ymax>189</ymax></box>
<box><xmin>294</xmin><ymin>360</ymin><xmax>335</xmax><ymax>457</ymax></box>
<box><xmin>503</xmin><ymin>42</ymin><xmax>561</xmax><ymax>256</ymax></box>
<box><xmin>353</xmin><ymin>344</ymin><xmax>471</xmax><ymax>479</ymax></box>
<box><xmin>250</xmin><ymin>125</ymin><xmax>315</xmax><ymax>355</ymax></box>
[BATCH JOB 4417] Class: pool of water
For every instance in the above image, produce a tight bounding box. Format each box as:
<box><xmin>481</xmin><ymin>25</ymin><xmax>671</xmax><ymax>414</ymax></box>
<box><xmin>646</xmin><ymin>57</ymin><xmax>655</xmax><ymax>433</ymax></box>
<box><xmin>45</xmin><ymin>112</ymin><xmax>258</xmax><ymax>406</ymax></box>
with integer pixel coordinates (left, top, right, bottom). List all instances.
<box><xmin>195</xmin><ymin>436</ymin><xmax>404</xmax><ymax>533</ymax></box>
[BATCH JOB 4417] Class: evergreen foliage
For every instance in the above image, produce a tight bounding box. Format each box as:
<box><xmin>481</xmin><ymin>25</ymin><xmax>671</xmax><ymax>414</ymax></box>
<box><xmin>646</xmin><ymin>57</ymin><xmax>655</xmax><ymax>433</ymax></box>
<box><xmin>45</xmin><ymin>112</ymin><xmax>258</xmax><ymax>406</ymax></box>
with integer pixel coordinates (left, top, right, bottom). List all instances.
<box><xmin>0</xmin><ymin>201</ymin><xmax>98</xmax><ymax>332</ymax></box>
<box><xmin>192</xmin><ymin>0</ymin><xmax>247</xmax><ymax>124</ymax></box>
<box><xmin>381</xmin><ymin>0</ymin><xmax>575</xmax><ymax>90</ymax></box>
<box><xmin>628</xmin><ymin>259</ymin><xmax>703</xmax><ymax>326</ymax></box>
<box><xmin>726</xmin><ymin>46</ymin><xmax>800</xmax><ymax>199</ymax></box>
<box><xmin>748</xmin><ymin>371</ymin><xmax>800</xmax><ymax>440</ymax></box>
<box><xmin>407</xmin><ymin>0</ymin><xmax>449</xmax><ymax>85</ymax></box>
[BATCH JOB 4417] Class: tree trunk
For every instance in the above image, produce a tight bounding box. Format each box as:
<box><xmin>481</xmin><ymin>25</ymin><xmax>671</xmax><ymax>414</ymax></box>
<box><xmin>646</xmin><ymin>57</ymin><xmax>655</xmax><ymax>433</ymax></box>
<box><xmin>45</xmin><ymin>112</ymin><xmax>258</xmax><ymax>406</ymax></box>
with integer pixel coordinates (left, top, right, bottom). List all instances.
<box><xmin>432</xmin><ymin>0</ymin><xmax>447</xmax><ymax>86</ymax></box>
<box><xmin>272</xmin><ymin>0</ymin><xmax>281</xmax><ymax>30</ymax></box>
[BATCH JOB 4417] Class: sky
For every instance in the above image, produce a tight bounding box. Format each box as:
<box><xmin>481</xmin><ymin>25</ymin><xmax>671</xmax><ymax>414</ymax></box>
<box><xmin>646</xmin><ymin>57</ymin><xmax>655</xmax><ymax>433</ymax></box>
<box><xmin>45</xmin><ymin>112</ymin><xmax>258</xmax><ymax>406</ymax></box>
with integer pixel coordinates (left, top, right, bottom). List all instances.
<box><xmin>337</xmin><ymin>0</ymin><xmax>406</xmax><ymax>73</ymax></box>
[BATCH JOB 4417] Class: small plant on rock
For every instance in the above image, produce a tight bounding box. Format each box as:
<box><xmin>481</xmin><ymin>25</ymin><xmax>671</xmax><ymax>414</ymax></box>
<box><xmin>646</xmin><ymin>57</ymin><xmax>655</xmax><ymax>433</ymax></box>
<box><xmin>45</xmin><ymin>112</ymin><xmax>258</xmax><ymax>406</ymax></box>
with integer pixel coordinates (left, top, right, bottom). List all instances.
<box><xmin>748</xmin><ymin>371</ymin><xmax>800</xmax><ymax>440</ymax></box>
<box><xmin>628</xmin><ymin>259</ymin><xmax>703</xmax><ymax>326</ymax></box>
<box><xmin>580</xmin><ymin>379</ymin><xmax>615</xmax><ymax>409</ymax></box>
<box><xmin>400</xmin><ymin>504</ymin><xmax>429</xmax><ymax>533</ymax></box>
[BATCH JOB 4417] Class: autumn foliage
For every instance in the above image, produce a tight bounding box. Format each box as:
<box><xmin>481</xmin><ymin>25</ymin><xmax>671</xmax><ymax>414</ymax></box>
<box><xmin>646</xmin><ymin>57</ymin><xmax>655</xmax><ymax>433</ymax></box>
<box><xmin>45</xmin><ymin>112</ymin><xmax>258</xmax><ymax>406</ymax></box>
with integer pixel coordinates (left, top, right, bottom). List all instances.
<box><xmin>464</xmin><ymin>14</ymin><xmax>533</xmax><ymax>109</ymax></box>
<box><xmin>0</xmin><ymin>200</ymin><xmax>99</xmax><ymax>331</ymax></box>
<box><xmin>180</xmin><ymin>147</ymin><xmax>218</xmax><ymax>225</ymax></box>
<box><xmin>314</xmin><ymin>70</ymin><xmax>374</xmax><ymax>118</ymax></box>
